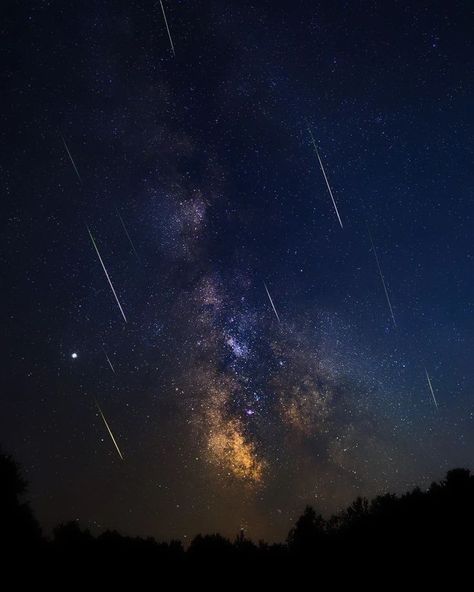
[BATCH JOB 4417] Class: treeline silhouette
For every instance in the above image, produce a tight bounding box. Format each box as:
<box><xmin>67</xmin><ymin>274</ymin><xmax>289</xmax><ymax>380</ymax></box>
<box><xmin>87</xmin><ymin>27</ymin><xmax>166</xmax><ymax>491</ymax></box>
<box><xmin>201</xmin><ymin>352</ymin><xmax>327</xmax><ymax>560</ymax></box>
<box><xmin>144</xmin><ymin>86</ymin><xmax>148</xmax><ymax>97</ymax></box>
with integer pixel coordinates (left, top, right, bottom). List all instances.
<box><xmin>1</xmin><ymin>449</ymin><xmax>472</xmax><ymax>575</ymax></box>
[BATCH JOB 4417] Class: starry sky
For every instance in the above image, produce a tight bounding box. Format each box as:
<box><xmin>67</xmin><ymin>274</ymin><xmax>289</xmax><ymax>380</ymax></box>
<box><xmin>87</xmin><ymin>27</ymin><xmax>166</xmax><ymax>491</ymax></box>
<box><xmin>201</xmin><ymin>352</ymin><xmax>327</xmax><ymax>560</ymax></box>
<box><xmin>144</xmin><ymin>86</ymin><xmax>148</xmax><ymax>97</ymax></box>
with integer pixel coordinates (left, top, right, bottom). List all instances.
<box><xmin>2</xmin><ymin>0</ymin><xmax>473</xmax><ymax>543</ymax></box>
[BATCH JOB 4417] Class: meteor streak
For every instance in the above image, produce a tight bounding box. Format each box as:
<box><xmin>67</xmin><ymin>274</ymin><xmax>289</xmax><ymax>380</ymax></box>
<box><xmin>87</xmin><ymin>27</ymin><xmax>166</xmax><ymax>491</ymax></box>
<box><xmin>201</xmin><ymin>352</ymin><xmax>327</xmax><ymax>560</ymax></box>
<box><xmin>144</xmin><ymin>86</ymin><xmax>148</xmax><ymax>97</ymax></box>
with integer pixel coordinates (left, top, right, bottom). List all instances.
<box><xmin>86</xmin><ymin>226</ymin><xmax>128</xmax><ymax>323</ymax></box>
<box><xmin>307</xmin><ymin>127</ymin><xmax>343</xmax><ymax>229</ymax></box>
<box><xmin>367</xmin><ymin>228</ymin><xmax>396</xmax><ymax>327</ymax></box>
<box><xmin>424</xmin><ymin>368</ymin><xmax>439</xmax><ymax>409</ymax></box>
<box><xmin>159</xmin><ymin>0</ymin><xmax>175</xmax><ymax>57</ymax></box>
<box><xmin>95</xmin><ymin>400</ymin><xmax>124</xmax><ymax>460</ymax></box>
<box><xmin>60</xmin><ymin>134</ymin><xmax>82</xmax><ymax>183</ymax></box>
<box><xmin>264</xmin><ymin>282</ymin><xmax>281</xmax><ymax>324</ymax></box>
<box><xmin>116</xmin><ymin>208</ymin><xmax>141</xmax><ymax>263</ymax></box>
<box><xmin>103</xmin><ymin>348</ymin><xmax>116</xmax><ymax>374</ymax></box>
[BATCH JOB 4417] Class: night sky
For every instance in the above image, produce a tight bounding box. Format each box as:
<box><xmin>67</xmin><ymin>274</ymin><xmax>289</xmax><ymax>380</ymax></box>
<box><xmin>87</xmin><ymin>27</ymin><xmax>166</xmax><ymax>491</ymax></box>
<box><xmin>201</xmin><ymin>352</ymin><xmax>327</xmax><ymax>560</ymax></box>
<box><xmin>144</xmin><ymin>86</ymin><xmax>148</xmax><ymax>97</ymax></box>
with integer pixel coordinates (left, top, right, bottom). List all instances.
<box><xmin>2</xmin><ymin>0</ymin><xmax>473</xmax><ymax>543</ymax></box>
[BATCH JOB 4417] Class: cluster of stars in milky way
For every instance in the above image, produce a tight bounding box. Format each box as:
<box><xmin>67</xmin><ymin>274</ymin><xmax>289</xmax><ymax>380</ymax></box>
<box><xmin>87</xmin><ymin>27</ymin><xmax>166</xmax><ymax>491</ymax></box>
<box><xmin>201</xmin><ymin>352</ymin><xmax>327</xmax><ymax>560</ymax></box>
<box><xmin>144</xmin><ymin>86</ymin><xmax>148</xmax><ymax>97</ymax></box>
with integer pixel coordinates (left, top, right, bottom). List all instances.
<box><xmin>1</xmin><ymin>0</ymin><xmax>473</xmax><ymax>542</ymax></box>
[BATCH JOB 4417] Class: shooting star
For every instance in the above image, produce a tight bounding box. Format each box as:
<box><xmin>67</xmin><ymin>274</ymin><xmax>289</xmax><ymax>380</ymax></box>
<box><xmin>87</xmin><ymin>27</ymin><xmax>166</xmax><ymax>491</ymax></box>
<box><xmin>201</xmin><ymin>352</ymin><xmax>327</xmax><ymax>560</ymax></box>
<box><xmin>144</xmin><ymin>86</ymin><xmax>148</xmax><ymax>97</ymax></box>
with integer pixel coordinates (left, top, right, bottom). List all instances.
<box><xmin>307</xmin><ymin>127</ymin><xmax>343</xmax><ymax>229</ymax></box>
<box><xmin>264</xmin><ymin>282</ymin><xmax>281</xmax><ymax>324</ymax></box>
<box><xmin>367</xmin><ymin>228</ymin><xmax>396</xmax><ymax>327</ymax></box>
<box><xmin>116</xmin><ymin>208</ymin><xmax>141</xmax><ymax>263</ymax></box>
<box><xmin>103</xmin><ymin>348</ymin><xmax>116</xmax><ymax>374</ymax></box>
<box><xmin>60</xmin><ymin>134</ymin><xmax>82</xmax><ymax>183</ymax></box>
<box><xmin>86</xmin><ymin>226</ymin><xmax>128</xmax><ymax>323</ymax></box>
<box><xmin>159</xmin><ymin>0</ymin><xmax>175</xmax><ymax>57</ymax></box>
<box><xmin>95</xmin><ymin>400</ymin><xmax>124</xmax><ymax>460</ymax></box>
<box><xmin>424</xmin><ymin>368</ymin><xmax>439</xmax><ymax>410</ymax></box>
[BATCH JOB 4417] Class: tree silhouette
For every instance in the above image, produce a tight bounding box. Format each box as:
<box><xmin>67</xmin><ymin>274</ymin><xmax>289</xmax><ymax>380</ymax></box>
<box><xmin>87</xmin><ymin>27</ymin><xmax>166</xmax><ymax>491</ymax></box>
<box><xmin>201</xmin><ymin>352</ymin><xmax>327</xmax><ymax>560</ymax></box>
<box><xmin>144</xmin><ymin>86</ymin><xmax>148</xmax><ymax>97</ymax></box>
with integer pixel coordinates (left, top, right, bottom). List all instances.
<box><xmin>287</xmin><ymin>505</ymin><xmax>326</xmax><ymax>553</ymax></box>
<box><xmin>53</xmin><ymin>521</ymin><xmax>94</xmax><ymax>549</ymax></box>
<box><xmin>188</xmin><ymin>533</ymin><xmax>234</xmax><ymax>559</ymax></box>
<box><xmin>0</xmin><ymin>450</ymin><xmax>42</xmax><ymax>550</ymax></box>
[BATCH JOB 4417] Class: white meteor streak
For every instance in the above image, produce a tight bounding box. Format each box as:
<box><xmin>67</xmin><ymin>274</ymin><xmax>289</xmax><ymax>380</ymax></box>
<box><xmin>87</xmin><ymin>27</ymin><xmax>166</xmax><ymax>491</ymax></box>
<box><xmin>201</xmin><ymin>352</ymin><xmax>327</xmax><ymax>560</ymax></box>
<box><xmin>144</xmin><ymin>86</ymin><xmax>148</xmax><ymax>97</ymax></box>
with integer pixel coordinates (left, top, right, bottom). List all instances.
<box><xmin>159</xmin><ymin>0</ymin><xmax>175</xmax><ymax>57</ymax></box>
<box><xmin>103</xmin><ymin>348</ymin><xmax>116</xmax><ymax>374</ymax></box>
<box><xmin>116</xmin><ymin>208</ymin><xmax>140</xmax><ymax>263</ymax></box>
<box><xmin>60</xmin><ymin>134</ymin><xmax>82</xmax><ymax>183</ymax></box>
<box><xmin>308</xmin><ymin>127</ymin><xmax>343</xmax><ymax>229</ymax></box>
<box><xmin>86</xmin><ymin>226</ymin><xmax>128</xmax><ymax>323</ymax></box>
<box><xmin>368</xmin><ymin>228</ymin><xmax>396</xmax><ymax>328</ymax></box>
<box><xmin>95</xmin><ymin>401</ymin><xmax>124</xmax><ymax>460</ymax></box>
<box><xmin>424</xmin><ymin>368</ymin><xmax>439</xmax><ymax>410</ymax></box>
<box><xmin>264</xmin><ymin>282</ymin><xmax>281</xmax><ymax>324</ymax></box>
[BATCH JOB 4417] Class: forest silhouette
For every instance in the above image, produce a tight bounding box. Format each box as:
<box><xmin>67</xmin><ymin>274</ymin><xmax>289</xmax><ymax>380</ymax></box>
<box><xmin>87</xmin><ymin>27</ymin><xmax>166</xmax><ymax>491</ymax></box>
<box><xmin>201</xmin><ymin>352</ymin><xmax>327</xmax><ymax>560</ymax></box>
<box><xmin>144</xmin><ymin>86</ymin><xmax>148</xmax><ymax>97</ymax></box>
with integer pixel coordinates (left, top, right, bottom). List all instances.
<box><xmin>1</xmin><ymin>448</ymin><xmax>472</xmax><ymax>576</ymax></box>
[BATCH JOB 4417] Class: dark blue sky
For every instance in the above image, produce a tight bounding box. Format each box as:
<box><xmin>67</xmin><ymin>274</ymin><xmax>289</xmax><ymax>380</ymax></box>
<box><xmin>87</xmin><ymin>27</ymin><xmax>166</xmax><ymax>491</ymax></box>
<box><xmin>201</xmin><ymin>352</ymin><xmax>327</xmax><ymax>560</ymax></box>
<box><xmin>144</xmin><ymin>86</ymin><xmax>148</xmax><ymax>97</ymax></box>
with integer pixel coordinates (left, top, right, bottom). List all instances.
<box><xmin>1</xmin><ymin>0</ymin><xmax>473</xmax><ymax>542</ymax></box>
